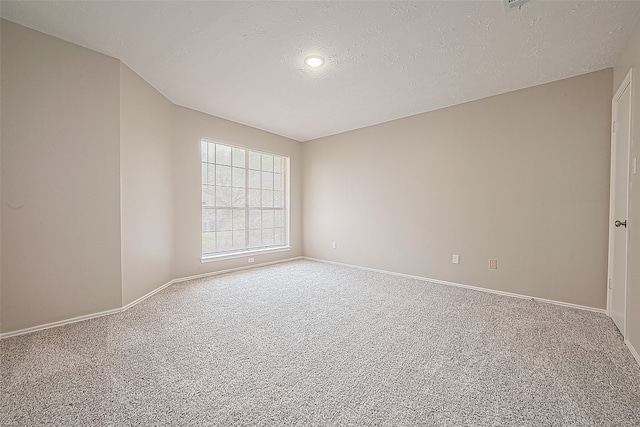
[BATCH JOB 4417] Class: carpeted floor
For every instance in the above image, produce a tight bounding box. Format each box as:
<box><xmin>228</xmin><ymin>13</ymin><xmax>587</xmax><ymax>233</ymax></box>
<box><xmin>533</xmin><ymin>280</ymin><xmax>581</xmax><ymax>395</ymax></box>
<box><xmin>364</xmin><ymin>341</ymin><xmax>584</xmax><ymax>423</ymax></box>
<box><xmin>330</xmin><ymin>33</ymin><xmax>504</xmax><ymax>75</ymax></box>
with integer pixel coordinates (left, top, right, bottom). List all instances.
<box><xmin>1</xmin><ymin>260</ymin><xmax>639</xmax><ymax>426</ymax></box>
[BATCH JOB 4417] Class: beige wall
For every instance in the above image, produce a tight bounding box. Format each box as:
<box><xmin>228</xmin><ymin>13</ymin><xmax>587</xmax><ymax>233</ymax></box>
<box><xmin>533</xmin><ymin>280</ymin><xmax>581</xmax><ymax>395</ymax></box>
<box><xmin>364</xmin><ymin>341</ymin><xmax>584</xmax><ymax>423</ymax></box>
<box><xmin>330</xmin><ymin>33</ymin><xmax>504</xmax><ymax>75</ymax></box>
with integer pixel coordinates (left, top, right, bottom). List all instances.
<box><xmin>120</xmin><ymin>64</ymin><xmax>174</xmax><ymax>306</ymax></box>
<box><xmin>303</xmin><ymin>69</ymin><xmax>613</xmax><ymax>309</ymax></box>
<box><xmin>614</xmin><ymin>21</ymin><xmax>640</xmax><ymax>355</ymax></box>
<box><xmin>171</xmin><ymin>106</ymin><xmax>303</xmax><ymax>279</ymax></box>
<box><xmin>0</xmin><ymin>20</ymin><xmax>122</xmax><ymax>332</ymax></box>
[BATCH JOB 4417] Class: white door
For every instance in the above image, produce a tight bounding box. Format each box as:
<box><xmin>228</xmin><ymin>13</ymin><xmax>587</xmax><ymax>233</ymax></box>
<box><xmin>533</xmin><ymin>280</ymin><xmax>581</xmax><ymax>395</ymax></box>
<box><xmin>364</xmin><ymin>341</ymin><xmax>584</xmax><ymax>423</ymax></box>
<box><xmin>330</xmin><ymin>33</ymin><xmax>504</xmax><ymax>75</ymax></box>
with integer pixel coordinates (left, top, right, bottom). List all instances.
<box><xmin>608</xmin><ymin>70</ymin><xmax>632</xmax><ymax>335</ymax></box>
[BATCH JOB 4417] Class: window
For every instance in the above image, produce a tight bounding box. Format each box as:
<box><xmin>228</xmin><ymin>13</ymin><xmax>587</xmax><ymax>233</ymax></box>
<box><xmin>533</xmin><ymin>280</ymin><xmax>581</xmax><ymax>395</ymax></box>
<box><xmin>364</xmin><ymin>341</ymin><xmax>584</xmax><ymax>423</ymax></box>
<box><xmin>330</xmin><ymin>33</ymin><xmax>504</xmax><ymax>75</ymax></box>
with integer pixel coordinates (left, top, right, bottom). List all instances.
<box><xmin>201</xmin><ymin>140</ymin><xmax>289</xmax><ymax>259</ymax></box>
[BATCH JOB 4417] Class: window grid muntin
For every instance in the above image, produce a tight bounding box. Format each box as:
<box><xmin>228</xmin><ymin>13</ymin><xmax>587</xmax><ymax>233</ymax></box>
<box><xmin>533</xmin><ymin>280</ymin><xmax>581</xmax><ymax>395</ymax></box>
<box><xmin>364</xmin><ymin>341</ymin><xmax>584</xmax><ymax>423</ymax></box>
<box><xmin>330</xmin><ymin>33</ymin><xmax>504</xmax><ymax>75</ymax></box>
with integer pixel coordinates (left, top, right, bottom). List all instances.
<box><xmin>201</xmin><ymin>140</ymin><xmax>288</xmax><ymax>257</ymax></box>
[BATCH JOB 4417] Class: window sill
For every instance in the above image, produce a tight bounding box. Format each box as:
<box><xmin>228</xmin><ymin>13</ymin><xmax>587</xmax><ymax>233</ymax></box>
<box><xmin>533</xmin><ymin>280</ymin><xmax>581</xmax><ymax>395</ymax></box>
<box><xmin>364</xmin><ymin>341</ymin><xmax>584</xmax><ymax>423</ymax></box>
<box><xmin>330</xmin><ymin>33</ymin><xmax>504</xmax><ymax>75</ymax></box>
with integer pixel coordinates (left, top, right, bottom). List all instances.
<box><xmin>201</xmin><ymin>246</ymin><xmax>291</xmax><ymax>263</ymax></box>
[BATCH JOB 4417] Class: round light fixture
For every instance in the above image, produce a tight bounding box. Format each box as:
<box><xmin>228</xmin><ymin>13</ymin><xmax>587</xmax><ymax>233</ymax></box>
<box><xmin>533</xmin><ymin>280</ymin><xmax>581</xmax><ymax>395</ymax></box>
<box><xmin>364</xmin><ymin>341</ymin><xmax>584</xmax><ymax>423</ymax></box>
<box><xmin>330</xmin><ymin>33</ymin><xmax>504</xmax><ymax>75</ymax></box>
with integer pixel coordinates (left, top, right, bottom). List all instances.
<box><xmin>304</xmin><ymin>56</ymin><xmax>324</xmax><ymax>68</ymax></box>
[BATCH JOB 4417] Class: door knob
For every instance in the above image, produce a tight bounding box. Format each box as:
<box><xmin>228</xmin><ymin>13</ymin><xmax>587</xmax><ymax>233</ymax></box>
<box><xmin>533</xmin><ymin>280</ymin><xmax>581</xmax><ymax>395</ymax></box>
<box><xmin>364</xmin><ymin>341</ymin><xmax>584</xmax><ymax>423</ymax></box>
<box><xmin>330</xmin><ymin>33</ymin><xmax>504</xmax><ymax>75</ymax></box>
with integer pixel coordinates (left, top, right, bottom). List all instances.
<box><xmin>615</xmin><ymin>220</ymin><xmax>627</xmax><ymax>228</ymax></box>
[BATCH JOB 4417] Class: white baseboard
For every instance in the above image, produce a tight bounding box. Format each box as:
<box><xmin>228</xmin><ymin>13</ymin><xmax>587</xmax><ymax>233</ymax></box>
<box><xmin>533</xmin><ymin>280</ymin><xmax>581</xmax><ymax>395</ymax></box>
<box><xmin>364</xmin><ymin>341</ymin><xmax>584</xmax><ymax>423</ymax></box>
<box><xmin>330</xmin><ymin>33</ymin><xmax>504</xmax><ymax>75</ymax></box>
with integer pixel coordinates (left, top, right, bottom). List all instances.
<box><xmin>303</xmin><ymin>257</ymin><xmax>606</xmax><ymax>315</ymax></box>
<box><xmin>0</xmin><ymin>308</ymin><xmax>122</xmax><ymax>339</ymax></box>
<box><xmin>123</xmin><ymin>256</ymin><xmax>304</xmax><ymax>311</ymax></box>
<box><xmin>0</xmin><ymin>256</ymin><xmax>303</xmax><ymax>340</ymax></box>
<box><xmin>121</xmin><ymin>280</ymin><xmax>177</xmax><ymax>312</ymax></box>
<box><xmin>173</xmin><ymin>256</ymin><xmax>304</xmax><ymax>284</ymax></box>
<box><xmin>625</xmin><ymin>339</ymin><xmax>640</xmax><ymax>365</ymax></box>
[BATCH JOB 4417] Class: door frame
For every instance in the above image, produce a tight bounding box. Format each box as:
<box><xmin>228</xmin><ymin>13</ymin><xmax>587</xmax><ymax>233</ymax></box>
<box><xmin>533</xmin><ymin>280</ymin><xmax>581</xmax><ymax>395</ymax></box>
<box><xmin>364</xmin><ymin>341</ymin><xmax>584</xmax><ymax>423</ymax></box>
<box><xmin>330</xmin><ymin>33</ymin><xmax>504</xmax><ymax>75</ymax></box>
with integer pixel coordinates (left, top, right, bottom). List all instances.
<box><xmin>607</xmin><ymin>68</ymin><xmax>632</xmax><ymax>335</ymax></box>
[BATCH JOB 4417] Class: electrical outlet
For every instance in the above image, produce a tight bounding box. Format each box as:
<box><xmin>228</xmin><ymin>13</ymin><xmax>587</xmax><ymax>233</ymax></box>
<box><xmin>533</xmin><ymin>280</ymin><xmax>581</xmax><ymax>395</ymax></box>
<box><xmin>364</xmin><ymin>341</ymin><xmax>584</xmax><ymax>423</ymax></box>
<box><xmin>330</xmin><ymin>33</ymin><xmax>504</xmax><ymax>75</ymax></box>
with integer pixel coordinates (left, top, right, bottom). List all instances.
<box><xmin>489</xmin><ymin>259</ymin><xmax>498</xmax><ymax>270</ymax></box>
<box><xmin>332</xmin><ymin>242</ymin><xmax>337</xmax><ymax>249</ymax></box>
<box><xmin>248</xmin><ymin>257</ymin><xmax>254</xmax><ymax>263</ymax></box>
<box><xmin>452</xmin><ymin>254</ymin><xmax>460</xmax><ymax>264</ymax></box>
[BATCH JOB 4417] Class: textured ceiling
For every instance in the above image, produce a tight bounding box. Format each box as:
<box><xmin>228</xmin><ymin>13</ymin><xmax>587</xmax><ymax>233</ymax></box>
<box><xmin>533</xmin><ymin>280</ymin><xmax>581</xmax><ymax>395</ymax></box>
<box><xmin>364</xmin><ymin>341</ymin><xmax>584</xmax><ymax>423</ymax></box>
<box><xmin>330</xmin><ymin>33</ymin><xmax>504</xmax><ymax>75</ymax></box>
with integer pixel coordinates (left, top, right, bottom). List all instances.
<box><xmin>2</xmin><ymin>1</ymin><xmax>639</xmax><ymax>142</ymax></box>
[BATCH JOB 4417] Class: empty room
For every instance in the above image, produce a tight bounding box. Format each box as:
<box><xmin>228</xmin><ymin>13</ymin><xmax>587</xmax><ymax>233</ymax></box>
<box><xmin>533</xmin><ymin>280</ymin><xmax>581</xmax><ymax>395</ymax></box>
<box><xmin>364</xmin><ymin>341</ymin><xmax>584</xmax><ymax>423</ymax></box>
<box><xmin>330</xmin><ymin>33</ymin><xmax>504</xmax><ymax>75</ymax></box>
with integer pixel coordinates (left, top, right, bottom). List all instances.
<box><xmin>1</xmin><ymin>0</ymin><xmax>640</xmax><ymax>425</ymax></box>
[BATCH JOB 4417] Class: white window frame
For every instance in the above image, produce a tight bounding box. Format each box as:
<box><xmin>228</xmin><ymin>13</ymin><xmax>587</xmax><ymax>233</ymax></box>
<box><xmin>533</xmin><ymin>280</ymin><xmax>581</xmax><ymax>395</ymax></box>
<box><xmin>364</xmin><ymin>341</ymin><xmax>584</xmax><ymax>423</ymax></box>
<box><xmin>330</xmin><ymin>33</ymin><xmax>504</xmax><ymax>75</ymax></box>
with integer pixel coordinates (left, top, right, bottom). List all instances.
<box><xmin>200</xmin><ymin>139</ymin><xmax>290</xmax><ymax>261</ymax></box>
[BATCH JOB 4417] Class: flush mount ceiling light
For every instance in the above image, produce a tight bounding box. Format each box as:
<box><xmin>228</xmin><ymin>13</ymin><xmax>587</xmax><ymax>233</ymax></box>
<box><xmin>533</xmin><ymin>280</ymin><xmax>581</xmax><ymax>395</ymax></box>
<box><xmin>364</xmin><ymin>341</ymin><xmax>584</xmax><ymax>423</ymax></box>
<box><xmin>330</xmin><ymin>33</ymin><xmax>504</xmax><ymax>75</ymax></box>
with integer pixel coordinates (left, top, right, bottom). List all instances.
<box><xmin>304</xmin><ymin>56</ymin><xmax>324</xmax><ymax>68</ymax></box>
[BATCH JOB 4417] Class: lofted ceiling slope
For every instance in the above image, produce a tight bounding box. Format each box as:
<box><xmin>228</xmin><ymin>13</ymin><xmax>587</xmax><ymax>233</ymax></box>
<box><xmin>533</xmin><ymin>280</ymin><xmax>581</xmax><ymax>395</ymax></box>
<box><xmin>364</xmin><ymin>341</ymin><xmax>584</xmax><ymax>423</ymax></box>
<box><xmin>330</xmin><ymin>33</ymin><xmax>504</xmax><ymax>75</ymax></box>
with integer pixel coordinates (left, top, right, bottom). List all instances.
<box><xmin>1</xmin><ymin>0</ymin><xmax>639</xmax><ymax>142</ymax></box>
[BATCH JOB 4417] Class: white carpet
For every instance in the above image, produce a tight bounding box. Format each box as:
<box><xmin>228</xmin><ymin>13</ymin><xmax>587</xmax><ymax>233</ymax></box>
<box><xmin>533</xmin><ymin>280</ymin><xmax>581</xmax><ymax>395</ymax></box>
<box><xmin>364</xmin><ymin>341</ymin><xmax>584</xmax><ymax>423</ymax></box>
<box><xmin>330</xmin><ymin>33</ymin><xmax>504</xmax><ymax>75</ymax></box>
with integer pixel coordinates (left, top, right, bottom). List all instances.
<box><xmin>2</xmin><ymin>260</ymin><xmax>639</xmax><ymax>425</ymax></box>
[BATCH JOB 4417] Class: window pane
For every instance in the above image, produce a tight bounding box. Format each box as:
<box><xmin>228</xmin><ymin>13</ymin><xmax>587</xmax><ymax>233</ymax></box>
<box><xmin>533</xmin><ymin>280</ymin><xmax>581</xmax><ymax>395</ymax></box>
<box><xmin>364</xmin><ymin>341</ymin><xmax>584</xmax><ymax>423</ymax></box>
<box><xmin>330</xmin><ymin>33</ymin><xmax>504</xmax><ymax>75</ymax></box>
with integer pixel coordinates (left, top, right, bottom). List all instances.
<box><xmin>273</xmin><ymin>157</ymin><xmax>282</xmax><ymax>173</ymax></box>
<box><xmin>202</xmin><ymin>209</ymin><xmax>215</xmax><ymax>232</ymax></box>
<box><xmin>273</xmin><ymin>191</ymin><xmax>282</xmax><ymax>208</ymax></box>
<box><xmin>207</xmin><ymin>164</ymin><xmax>216</xmax><ymax>185</ymax></box>
<box><xmin>248</xmin><ymin>189</ymin><xmax>261</xmax><ymax>207</ymax></box>
<box><xmin>216</xmin><ymin>165</ymin><xmax>231</xmax><ymax>186</ymax></box>
<box><xmin>262</xmin><ymin>228</ymin><xmax>274</xmax><ymax>246</ymax></box>
<box><xmin>233</xmin><ymin>209</ymin><xmax>245</xmax><ymax>230</ymax></box>
<box><xmin>216</xmin><ymin>186</ymin><xmax>231</xmax><ymax>207</ymax></box>
<box><xmin>232</xmin><ymin>147</ymin><xmax>245</xmax><ymax>167</ymax></box>
<box><xmin>274</xmin><ymin>173</ymin><xmax>282</xmax><ymax>191</ymax></box>
<box><xmin>232</xmin><ymin>167</ymin><xmax>245</xmax><ymax>188</ymax></box>
<box><xmin>202</xmin><ymin>232</ymin><xmax>215</xmax><ymax>254</ymax></box>
<box><xmin>262</xmin><ymin>172</ymin><xmax>273</xmax><ymax>190</ymax></box>
<box><xmin>249</xmin><ymin>151</ymin><xmax>261</xmax><ymax>170</ymax></box>
<box><xmin>262</xmin><ymin>190</ymin><xmax>274</xmax><ymax>208</ymax></box>
<box><xmin>207</xmin><ymin>142</ymin><xmax>216</xmax><ymax>163</ymax></box>
<box><xmin>263</xmin><ymin>210</ymin><xmax>274</xmax><ymax>228</ymax></box>
<box><xmin>248</xmin><ymin>170</ymin><xmax>261</xmax><ymax>189</ymax></box>
<box><xmin>216</xmin><ymin>144</ymin><xmax>231</xmax><ymax>166</ymax></box>
<box><xmin>275</xmin><ymin>228</ymin><xmax>284</xmax><ymax>244</ymax></box>
<box><xmin>203</xmin><ymin>185</ymin><xmax>215</xmax><ymax>207</ymax></box>
<box><xmin>216</xmin><ymin>231</ymin><xmax>233</xmax><ymax>251</ymax></box>
<box><xmin>262</xmin><ymin>154</ymin><xmax>273</xmax><ymax>172</ymax></box>
<box><xmin>248</xmin><ymin>229</ymin><xmax>261</xmax><ymax>248</ymax></box>
<box><xmin>202</xmin><ymin>163</ymin><xmax>207</xmax><ymax>185</ymax></box>
<box><xmin>216</xmin><ymin>209</ymin><xmax>232</xmax><ymax>231</ymax></box>
<box><xmin>232</xmin><ymin>188</ymin><xmax>245</xmax><ymax>208</ymax></box>
<box><xmin>201</xmin><ymin>140</ymin><xmax>208</xmax><ymax>162</ymax></box>
<box><xmin>249</xmin><ymin>210</ymin><xmax>262</xmax><ymax>229</ymax></box>
<box><xmin>274</xmin><ymin>210</ymin><xmax>284</xmax><ymax>227</ymax></box>
<box><xmin>233</xmin><ymin>231</ymin><xmax>246</xmax><ymax>249</ymax></box>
